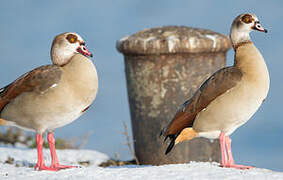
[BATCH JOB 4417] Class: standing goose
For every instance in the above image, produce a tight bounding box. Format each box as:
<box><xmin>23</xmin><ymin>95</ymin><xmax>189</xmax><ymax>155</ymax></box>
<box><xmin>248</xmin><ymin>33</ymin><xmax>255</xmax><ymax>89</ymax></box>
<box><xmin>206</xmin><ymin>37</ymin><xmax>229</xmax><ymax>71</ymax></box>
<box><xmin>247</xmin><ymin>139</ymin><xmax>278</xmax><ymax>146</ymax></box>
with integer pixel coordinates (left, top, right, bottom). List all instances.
<box><xmin>161</xmin><ymin>13</ymin><xmax>269</xmax><ymax>169</ymax></box>
<box><xmin>0</xmin><ymin>32</ymin><xmax>98</xmax><ymax>171</ymax></box>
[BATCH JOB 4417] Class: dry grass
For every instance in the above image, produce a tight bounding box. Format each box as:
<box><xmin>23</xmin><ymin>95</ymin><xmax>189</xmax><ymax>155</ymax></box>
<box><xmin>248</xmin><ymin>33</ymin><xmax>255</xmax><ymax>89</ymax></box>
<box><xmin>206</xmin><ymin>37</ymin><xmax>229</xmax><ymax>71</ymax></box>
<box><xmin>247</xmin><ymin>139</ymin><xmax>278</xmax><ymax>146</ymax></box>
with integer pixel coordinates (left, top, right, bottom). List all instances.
<box><xmin>0</xmin><ymin>127</ymin><xmax>89</xmax><ymax>149</ymax></box>
<box><xmin>122</xmin><ymin>121</ymin><xmax>140</xmax><ymax>165</ymax></box>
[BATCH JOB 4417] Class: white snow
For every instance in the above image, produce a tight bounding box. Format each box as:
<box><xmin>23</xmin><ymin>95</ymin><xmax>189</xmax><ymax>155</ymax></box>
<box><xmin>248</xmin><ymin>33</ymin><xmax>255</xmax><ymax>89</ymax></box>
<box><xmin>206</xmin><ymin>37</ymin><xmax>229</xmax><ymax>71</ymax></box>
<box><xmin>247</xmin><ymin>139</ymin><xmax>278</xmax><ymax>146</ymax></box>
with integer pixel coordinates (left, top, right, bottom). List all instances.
<box><xmin>137</xmin><ymin>36</ymin><xmax>157</xmax><ymax>50</ymax></box>
<box><xmin>118</xmin><ymin>35</ymin><xmax>129</xmax><ymax>43</ymax></box>
<box><xmin>116</xmin><ymin>35</ymin><xmax>129</xmax><ymax>49</ymax></box>
<box><xmin>205</xmin><ymin>34</ymin><xmax>217</xmax><ymax>49</ymax></box>
<box><xmin>166</xmin><ymin>35</ymin><xmax>179</xmax><ymax>52</ymax></box>
<box><xmin>0</xmin><ymin>147</ymin><xmax>283</xmax><ymax>180</ymax></box>
<box><xmin>188</xmin><ymin>37</ymin><xmax>197</xmax><ymax>49</ymax></box>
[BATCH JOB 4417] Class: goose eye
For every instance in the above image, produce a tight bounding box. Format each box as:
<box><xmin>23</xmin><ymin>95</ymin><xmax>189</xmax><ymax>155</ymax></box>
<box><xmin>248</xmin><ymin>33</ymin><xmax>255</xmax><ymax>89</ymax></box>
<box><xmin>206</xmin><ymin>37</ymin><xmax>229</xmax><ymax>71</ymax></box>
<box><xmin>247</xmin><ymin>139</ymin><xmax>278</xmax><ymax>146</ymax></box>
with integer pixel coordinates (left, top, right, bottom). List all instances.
<box><xmin>241</xmin><ymin>14</ymin><xmax>253</xmax><ymax>24</ymax></box>
<box><xmin>66</xmin><ymin>34</ymin><xmax>78</xmax><ymax>43</ymax></box>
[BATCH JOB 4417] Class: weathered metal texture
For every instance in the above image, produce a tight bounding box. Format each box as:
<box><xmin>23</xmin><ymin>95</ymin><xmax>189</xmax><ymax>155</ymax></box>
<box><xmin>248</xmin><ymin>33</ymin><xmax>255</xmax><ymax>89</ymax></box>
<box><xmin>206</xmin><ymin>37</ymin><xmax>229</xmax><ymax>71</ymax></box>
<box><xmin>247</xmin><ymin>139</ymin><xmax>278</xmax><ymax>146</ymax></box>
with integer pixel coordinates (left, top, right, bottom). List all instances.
<box><xmin>117</xmin><ymin>26</ymin><xmax>231</xmax><ymax>55</ymax></box>
<box><xmin>117</xmin><ymin>26</ymin><xmax>231</xmax><ymax>165</ymax></box>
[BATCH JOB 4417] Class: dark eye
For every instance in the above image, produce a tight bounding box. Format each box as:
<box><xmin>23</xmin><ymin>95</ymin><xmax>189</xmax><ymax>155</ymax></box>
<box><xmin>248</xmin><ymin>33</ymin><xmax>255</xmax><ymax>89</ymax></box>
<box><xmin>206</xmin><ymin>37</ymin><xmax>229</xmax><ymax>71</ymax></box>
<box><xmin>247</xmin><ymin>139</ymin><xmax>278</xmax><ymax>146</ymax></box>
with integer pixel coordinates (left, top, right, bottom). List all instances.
<box><xmin>241</xmin><ymin>14</ymin><xmax>253</xmax><ymax>24</ymax></box>
<box><xmin>66</xmin><ymin>34</ymin><xmax>78</xmax><ymax>43</ymax></box>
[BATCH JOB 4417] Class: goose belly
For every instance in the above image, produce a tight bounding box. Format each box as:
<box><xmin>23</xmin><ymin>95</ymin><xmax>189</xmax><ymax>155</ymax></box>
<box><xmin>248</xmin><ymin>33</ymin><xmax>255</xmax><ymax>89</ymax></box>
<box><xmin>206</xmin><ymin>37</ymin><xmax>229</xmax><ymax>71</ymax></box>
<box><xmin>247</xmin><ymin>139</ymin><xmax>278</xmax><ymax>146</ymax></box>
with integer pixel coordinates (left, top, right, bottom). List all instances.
<box><xmin>1</xmin><ymin>80</ymin><xmax>97</xmax><ymax>133</ymax></box>
<box><xmin>193</xmin><ymin>82</ymin><xmax>267</xmax><ymax>139</ymax></box>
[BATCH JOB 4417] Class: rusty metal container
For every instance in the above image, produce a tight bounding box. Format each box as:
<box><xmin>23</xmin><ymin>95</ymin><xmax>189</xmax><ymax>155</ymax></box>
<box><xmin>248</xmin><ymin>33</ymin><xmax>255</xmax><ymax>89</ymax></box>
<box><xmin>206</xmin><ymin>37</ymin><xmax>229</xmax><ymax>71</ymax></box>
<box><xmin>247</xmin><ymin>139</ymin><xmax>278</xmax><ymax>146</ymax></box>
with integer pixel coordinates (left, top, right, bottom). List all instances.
<box><xmin>117</xmin><ymin>26</ymin><xmax>231</xmax><ymax>165</ymax></box>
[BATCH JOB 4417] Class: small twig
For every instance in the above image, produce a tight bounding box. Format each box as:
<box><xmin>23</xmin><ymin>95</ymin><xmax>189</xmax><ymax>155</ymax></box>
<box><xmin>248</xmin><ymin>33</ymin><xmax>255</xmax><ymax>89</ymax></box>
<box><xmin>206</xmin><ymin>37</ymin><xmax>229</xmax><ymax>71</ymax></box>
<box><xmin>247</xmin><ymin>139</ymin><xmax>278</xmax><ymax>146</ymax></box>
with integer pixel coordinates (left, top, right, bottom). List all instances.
<box><xmin>78</xmin><ymin>131</ymin><xmax>92</xmax><ymax>149</ymax></box>
<box><xmin>68</xmin><ymin>131</ymin><xmax>92</xmax><ymax>149</ymax></box>
<box><xmin>122</xmin><ymin>121</ymin><xmax>140</xmax><ymax>165</ymax></box>
<box><xmin>115</xmin><ymin>152</ymin><xmax>120</xmax><ymax>161</ymax></box>
<box><xmin>0</xmin><ymin>127</ymin><xmax>81</xmax><ymax>150</ymax></box>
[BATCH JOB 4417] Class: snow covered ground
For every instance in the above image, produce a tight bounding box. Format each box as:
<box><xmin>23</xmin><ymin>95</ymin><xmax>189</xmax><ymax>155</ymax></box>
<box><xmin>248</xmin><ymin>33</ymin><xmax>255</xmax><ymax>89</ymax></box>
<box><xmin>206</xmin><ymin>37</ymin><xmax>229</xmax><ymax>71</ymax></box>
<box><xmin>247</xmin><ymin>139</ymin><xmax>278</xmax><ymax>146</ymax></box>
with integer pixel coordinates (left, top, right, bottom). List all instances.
<box><xmin>0</xmin><ymin>147</ymin><xmax>283</xmax><ymax>180</ymax></box>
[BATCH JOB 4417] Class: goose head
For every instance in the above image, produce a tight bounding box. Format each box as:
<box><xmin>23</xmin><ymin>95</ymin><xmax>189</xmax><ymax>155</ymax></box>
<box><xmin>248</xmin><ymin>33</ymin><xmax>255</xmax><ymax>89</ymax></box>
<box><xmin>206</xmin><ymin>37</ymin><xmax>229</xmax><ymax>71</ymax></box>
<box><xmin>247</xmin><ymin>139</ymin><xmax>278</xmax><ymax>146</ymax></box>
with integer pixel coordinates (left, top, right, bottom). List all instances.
<box><xmin>51</xmin><ymin>32</ymin><xmax>93</xmax><ymax>66</ymax></box>
<box><xmin>230</xmin><ymin>13</ymin><xmax>267</xmax><ymax>48</ymax></box>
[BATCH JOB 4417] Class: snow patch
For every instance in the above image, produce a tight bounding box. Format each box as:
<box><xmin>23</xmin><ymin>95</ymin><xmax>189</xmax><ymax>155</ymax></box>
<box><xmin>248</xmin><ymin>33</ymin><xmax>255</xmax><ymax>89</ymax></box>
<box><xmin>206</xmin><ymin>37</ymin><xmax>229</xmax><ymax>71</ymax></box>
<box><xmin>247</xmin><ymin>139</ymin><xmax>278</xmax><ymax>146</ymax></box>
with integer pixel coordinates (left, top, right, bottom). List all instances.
<box><xmin>137</xmin><ymin>36</ymin><xmax>157</xmax><ymax>50</ymax></box>
<box><xmin>119</xmin><ymin>35</ymin><xmax>129</xmax><ymax>43</ymax></box>
<box><xmin>205</xmin><ymin>34</ymin><xmax>217</xmax><ymax>49</ymax></box>
<box><xmin>0</xmin><ymin>147</ymin><xmax>109</xmax><ymax>167</ymax></box>
<box><xmin>117</xmin><ymin>35</ymin><xmax>130</xmax><ymax>49</ymax></box>
<box><xmin>166</xmin><ymin>35</ymin><xmax>179</xmax><ymax>52</ymax></box>
<box><xmin>1</xmin><ymin>148</ymin><xmax>283</xmax><ymax>180</ymax></box>
<box><xmin>189</xmin><ymin>37</ymin><xmax>197</xmax><ymax>49</ymax></box>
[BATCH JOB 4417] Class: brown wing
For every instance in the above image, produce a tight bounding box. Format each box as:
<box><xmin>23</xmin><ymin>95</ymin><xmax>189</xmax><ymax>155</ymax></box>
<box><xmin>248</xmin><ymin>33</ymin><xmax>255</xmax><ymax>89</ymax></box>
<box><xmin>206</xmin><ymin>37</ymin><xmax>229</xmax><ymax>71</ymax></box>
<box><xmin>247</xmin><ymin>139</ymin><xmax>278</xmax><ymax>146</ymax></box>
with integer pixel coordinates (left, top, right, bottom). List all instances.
<box><xmin>164</xmin><ymin>66</ymin><xmax>243</xmax><ymax>136</ymax></box>
<box><xmin>0</xmin><ymin>65</ymin><xmax>62</xmax><ymax>112</ymax></box>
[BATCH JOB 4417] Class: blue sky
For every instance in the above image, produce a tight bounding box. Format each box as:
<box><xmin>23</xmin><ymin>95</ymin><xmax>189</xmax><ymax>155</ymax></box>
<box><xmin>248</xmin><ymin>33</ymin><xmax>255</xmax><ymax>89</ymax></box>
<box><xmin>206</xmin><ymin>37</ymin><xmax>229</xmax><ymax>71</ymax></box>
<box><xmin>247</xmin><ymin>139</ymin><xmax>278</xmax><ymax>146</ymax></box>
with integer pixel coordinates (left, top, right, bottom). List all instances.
<box><xmin>0</xmin><ymin>1</ymin><xmax>282</xmax><ymax>171</ymax></box>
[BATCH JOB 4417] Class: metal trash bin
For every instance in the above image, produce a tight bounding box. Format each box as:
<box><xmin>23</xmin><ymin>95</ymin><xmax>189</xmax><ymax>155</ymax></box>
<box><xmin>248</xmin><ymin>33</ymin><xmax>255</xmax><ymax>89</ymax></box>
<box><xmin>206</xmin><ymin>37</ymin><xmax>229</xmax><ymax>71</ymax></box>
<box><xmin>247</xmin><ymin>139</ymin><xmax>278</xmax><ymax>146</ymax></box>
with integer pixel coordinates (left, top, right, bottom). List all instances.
<box><xmin>117</xmin><ymin>26</ymin><xmax>231</xmax><ymax>165</ymax></box>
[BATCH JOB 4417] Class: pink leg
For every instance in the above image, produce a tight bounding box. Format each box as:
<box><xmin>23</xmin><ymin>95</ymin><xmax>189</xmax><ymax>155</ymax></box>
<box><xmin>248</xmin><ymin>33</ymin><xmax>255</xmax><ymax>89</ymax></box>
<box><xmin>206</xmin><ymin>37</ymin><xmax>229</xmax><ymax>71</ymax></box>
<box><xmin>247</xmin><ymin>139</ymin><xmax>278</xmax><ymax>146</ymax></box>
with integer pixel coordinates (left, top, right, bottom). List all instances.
<box><xmin>47</xmin><ymin>132</ymin><xmax>77</xmax><ymax>170</ymax></box>
<box><xmin>219</xmin><ymin>132</ymin><xmax>227</xmax><ymax>166</ymax></box>
<box><xmin>225</xmin><ymin>136</ymin><xmax>235</xmax><ymax>165</ymax></box>
<box><xmin>34</xmin><ymin>134</ymin><xmax>55</xmax><ymax>171</ymax></box>
<box><xmin>220</xmin><ymin>134</ymin><xmax>254</xmax><ymax>169</ymax></box>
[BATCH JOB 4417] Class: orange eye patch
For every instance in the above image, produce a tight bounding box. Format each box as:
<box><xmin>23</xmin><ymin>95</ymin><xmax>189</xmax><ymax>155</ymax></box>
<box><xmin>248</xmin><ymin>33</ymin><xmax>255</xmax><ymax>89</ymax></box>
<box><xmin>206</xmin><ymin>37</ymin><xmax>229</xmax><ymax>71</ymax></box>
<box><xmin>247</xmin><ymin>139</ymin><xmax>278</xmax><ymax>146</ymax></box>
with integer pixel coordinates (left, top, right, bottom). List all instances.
<box><xmin>66</xmin><ymin>34</ymin><xmax>78</xmax><ymax>43</ymax></box>
<box><xmin>241</xmin><ymin>14</ymin><xmax>253</xmax><ymax>24</ymax></box>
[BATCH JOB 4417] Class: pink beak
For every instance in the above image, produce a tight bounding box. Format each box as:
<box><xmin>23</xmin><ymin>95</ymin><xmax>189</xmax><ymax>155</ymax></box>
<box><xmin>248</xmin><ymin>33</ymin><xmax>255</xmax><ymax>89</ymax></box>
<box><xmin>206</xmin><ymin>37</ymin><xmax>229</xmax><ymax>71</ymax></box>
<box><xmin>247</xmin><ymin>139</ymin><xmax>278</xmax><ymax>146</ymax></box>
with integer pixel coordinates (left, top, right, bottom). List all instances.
<box><xmin>252</xmin><ymin>21</ymin><xmax>268</xmax><ymax>33</ymax></box>
<box><xmin>77</xmin><ymin>44</ymin><xmax>93</xmax><ymax>57</ymax></box>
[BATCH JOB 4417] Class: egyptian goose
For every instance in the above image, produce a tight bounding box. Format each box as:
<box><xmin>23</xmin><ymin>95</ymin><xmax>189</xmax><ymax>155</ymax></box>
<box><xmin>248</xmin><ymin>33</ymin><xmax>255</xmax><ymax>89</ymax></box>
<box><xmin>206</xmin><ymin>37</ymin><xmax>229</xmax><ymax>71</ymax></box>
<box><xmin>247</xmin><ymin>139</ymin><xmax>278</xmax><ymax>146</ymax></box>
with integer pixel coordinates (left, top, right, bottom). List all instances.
<box><xmin>161</xmin><ymin>13</ymin><xmax>269</xmax><ymax>169</ymax></box>
<box><xmin>0</xmin><ymin>32</ymin><xmax>98</xmax><ymax>171</ymax></box>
